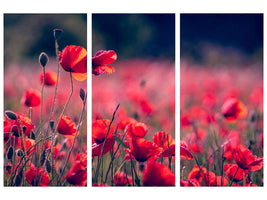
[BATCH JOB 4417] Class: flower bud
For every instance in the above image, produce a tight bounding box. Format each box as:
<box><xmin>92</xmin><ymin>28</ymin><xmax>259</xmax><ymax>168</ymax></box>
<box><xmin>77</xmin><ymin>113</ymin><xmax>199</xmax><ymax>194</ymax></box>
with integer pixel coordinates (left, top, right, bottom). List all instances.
<box><xmin>79</xmin><ymin>88</ymin><xmax>86</xmax><ymax>101</ymax></box>
<box><xmin>53</xmin><ymin>29</ymin><xmax>63</xmax><ymax>40</ymax></box>
<box><xmin>39</xmin><ymin>52</ymin><xmax>49</xmax><ymax>68</ymax></box>
<box><xmin>5</xmin><ymin>110</ymin><xmax>17</xmax><ymax>120</ymax></box>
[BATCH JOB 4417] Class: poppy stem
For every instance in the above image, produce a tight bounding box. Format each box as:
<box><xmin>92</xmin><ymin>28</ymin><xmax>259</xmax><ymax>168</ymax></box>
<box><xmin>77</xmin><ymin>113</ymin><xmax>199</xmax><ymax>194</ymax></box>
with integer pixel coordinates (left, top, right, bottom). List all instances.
<box><xmin>193</xmin><ymin>154</ymin><xmax>208</xmax><ymax>186</ymax></box>
<box><xmin>229</xmin><ymin>166</ymin><xmax>239</xmax><ymax>186</ymax></box>
<box><xmin>94</xmin><ymin>104</ymin><xmax>120</xmax><ymax>184</ymax></box>
<box><xmin>57</xmin><ymin>91</ymin><xmax>87</xmax><ymax>184</ymax></box>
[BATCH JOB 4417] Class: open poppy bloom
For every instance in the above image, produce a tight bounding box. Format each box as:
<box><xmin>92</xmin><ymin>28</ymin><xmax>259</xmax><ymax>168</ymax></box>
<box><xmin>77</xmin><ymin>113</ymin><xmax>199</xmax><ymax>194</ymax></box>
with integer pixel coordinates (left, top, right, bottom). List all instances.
<box><xmin>126</xmin><ymin>122</ymin><xmax>148</xmax><ymax>138</ymax></box>
<box><xmin>233</xmin><ymin>145</ymin><xmax>263</xmax><ymax>171</ymax></box>
<box><xmin>57</xmin><ymin>115</ymin><xmax>78</xmax><ymax>138</ymax></box>
<box><xmin>117</xmin><ymin>117</ymin><xmax>137</xmax><ymax>131</ymax></box>
<box><xmin>21</xmin><ymin>88</ymin><xmax>41</xmax><ymax>107</ymax></box>
<box><xmin>59</xmin><ymin>45</ymin><xmax>87</xmax><ymax>81</ymax></box>
<box><xmin>113</xmin><ymin>171</ymin><xmax>133</xmax><ymax>186</ymax></box>
<box><xmin>188</xmin><ymin>165</ymin><xmax>207</xmax><ymax>184</ymax></box>
<box><xmin>143</xmin><ymin>160</ymin><xmax>175</xmax><ymax>186</ymax></box>
<box><xmin>39</xmin><ymin>71</ymin><xmax>58</xmax><ymax>86</ymax></box>
<box><xmin>92</xmin><ymin>119</ymin><xmax>115</xmax><ymax>157</ymax></box>
<box><xmin>92</xmin><ymin>119</ymin><xmax>114</xmax><ymax>143</ymax></box>
<box><xmin>45</xmin><ymin>141</ymin><xmax>65</xmax><ymax>160</ymax></box>
<box><xmin>65</xmin><ymin>154</ymin><xmax>87</xmax><ymax>186</ymax></box>
<box><xmin>5</xmin><ymin>112</ymin><xmax>35</xmax><ymax>137</ymax></box>
<box><xmin>224</xmin><ymin>164</ymin><xmax>248</xmax><ymax>182</ymax></box>
<box><xmin>129</xmin><ymin>136</ymin><xmax>161</xmax><ymax>162</ymax></box>
<box><xmin>180</xmin><ymin>141</ymin><xmax>193</xmax><ymax>160</ymax></box>
<box><xmin>221</xmin><ymin>98</ymin><xmax>247</xmax><ymax>122</ymax></box>
<box><xmin>153</xmin><ymin>131</ymin><xmax>175</xmax><ymax>157</ymax></box>
<box><xmin>92</xmin><ymin>50</ymin><xmax>117</xmax><ymax>75</ymax></box>
<box><xmin>25</xmin><ymin>164</ymin><xmax>50</xmax><ymax>186</ymax></box>
<box><xmin>203</xmin><ymin>171</ymin><xmax>228</xmax><ymax>186</ymax></box>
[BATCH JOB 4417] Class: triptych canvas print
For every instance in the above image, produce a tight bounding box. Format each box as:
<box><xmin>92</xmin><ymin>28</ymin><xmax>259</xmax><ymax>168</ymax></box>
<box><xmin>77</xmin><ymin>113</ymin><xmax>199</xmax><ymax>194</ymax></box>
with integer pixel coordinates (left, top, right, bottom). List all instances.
<box><xmin>3</xmin><ymin>13</ymin><xmax>263</xmax><ymax>187</ymax></box>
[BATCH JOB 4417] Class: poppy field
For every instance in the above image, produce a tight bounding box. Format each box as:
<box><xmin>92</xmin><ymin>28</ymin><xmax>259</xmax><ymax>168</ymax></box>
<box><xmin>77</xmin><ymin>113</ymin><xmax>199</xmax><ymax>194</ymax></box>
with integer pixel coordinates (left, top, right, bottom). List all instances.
<box><xmin>180</xmin><ymin>61</ymin><xmax>263</xmax><ymax>186</ymax></box>
<box><xmin>92</xmin><ymin>51</ymin><xmax>175</xmax><ymax>186</ymax></box>
<box><xmin>4</xmin><ymin>27</ymin><xmax>87</xmax><ymax>186</ymax></box>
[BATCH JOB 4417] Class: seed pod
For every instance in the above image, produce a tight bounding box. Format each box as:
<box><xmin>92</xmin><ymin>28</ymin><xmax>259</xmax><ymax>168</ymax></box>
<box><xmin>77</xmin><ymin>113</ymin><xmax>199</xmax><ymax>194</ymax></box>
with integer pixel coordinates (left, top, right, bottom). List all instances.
<box><xmin>5</xmin><ymin>110</ymin><xmax>17</xmax><ymax>120</ymax></box>
<box><xmin>7</xmin><ymin>146</ymin><xmax>14</xmax><ymax>160</ymax></box>
<box><xmin>39</xmin><ymin>52</ymin><xmax>49</xmax><ymax>68</ymax></box>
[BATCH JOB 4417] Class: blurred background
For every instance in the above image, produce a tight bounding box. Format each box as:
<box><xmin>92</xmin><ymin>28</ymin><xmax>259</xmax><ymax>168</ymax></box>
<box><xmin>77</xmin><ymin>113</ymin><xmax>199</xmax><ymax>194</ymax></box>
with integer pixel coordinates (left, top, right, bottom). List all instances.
<box><xmin>4</xmin><ymin>14</ymin><xmax>87</xmax><ymax>66</ymax></box>
<box><xmin>181</xmin><ymin>14</ymin><xmax>263</xmax><ymax>67</ymax></box>
<box><xmin>92</xmin><ymin>14</ymin><xmax>175</xmax><ymax>61</ymax></box>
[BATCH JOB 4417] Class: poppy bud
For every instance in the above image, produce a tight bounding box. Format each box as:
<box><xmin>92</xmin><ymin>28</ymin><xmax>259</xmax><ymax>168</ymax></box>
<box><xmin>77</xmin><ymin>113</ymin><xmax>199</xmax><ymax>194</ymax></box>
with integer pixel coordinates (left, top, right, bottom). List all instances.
<box><xmin>46</xmin><ymin>160</ymin><xmax>51</xmax><ymax>173</ymax></box>
<box><xmin>49</xmin><ymin>120</ymin><xmax>54</xmax><ymax>131</ymax></box>
<box><xmin>7</xmin><ymin>146</ymin><xmax>14</xmax><ymax>160</ymax></box>
<box><xmin>53</xmin><ymin>28</ymin><xmax>63</xmax><ymax>40</ymax></box>
<box><xmin>40</xmin><ymin>150</ymin><xmax>46</xmax><ymax>166</ymax></box>
<box><xmin>39</xmin><ymin>52</ymin><xmax>49</xmax><ymax>68</ymax></box>
<box><xmin>17</xmin><ymin>149</ymin><xmax>24</xmax><ymax>157</ymax></box>
<box><xmin>79</xmin><ymin>88</ymin><xmax>86</xmax><ymax>101</ymax></box>
<box><xmin>5</xmin><ymin>110</ymin><xmax>17</xmax><ymax>120</ymax></box>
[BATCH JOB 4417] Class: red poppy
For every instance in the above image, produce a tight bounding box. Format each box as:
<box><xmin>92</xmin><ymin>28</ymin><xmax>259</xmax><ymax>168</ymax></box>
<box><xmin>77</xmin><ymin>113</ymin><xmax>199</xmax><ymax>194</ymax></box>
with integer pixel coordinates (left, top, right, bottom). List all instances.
<box><xmin>92</xmin><ymin>50</ymin><xmax>117</xmax><ymax>75</ymax></box>
<box><xmin>92</xmin><ymin>119</ymin><xmax>114</xmax><ymax>143</ymax></box>
<box><xmin>57</xmin><ymin>115</ymin><xmax>78</xmax><ymax>138</ymax></box>
<box><xmin>59</xmin><ymin>45</ymin><xmax>87</xmax><ymax>81</ymax></box>
<box><xmin>224</xmin><ymin>164</ymin><xmax>248</xmax><ymax>182</ymax></box>
<box><xmin>39</xmin><ymin>71</ymin><xmax>58</xmax><ymax>86</ymax></box>
<box><xmin>25</xmin><ymin>164</ymin><xmax>50</xmax><ymax>186</ymax></box>
<box><xmin>180</xmin><ymin>179</ymin><xmax>201</xmax><ymax>186</ymax></box>
<box><xmin>117</xmin><ymin>117</ymin><xmax>137</xmax><ymax>131</ymax></box>
<box><xmin>113</xmin><ymin>171</ymin><xmax>133</xmax><ymax>186</ymax></box>
<box><xmin>45</xmin><ymin>141</ymin><xmax>65</xmax><ymax>160</ymax></box>
<box><xmin>180</xmin><ymin>141</ymin><xmax>193</xmax><ymax>160</ymax></box>
<box><xmin>233</xmin><ymin>145</ymin><xmax>263</xmax><ymax>171</ymax></box>
<box><xmin>203</xmin><ymin>171</ymin><xmax>228</xmax><ymax>186</ymax></box>
<box><xmin>188</xmin><ymin>165</ymin><xmax>207</xmax><ymax>183</ymax></box>
<box><xmin>221</xmin><ymin>98</ymin><xmax>247</xmax><ymax>122</ymax></box>
<box><xmin>143</xmin><ymin>160</ymin><xmax>175</xmax><ymax>186</ymax></box>
<box><xmin>65</xmin><ymin>159</ymin><xmax>87</xmax><ymax>186</ymax></box>
<box><xmin>92</xmin><ymin>137</ymin><xmax>114</xmax><ymax>157</ymax></box>
<box><xmin>21</xmin><ymin>88</ymin><xmax>41</xmax><ymax>107</ymax></box>
<box><xmin>5</xmin><ymin>112</ymin><xmax>35</xmax><ymax>137</ymax></box>
<box><xmin>127</xmin><ymin>122</ymin><xmax>148</xmax><ymax>138</ymax></box>
<box><xmin>153</xmin><ymin>131</ymin><xmax>175</xmax><ymax>157</ymax></box>
<box><xmin>130</xmin><ymin>136</ymin><xmax>161</xmax><ymax>162</ymax></box>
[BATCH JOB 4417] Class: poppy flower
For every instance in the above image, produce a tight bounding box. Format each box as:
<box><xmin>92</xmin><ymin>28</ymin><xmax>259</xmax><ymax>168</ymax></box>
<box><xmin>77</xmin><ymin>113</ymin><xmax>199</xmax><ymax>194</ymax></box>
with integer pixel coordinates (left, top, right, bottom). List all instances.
<box><xmin>180</xmin><ymin>141</ymin><xmax>193</xmax><ymax>160</ymax></box>
<box><xmin>143</xmin><ymin>160</ymin><xmax>175</xmax><ymax>186</ymax></box>
<box><xmin>188</xmin><ymin>165</ymin><xmax>207</xmax><ymax>183</ymax></box>
<box><xmin>130</xmin><ymin>136</ymin><xmax>161</xmax><ymax>162</ymax></box>
<box><xmin>92</xmin><ymin>50</ymin><xmax>117</xmax><ymax>75</ymax></box>
<box><xmin>221</xmin><ymin>98</ymin><xmax>247</xmax><ymax>122</ymax></box>
<box><xmin>5</xmin><ymin>112</ymin><xmax>35</xmax><ymax>137</ymax></box>
<box><xmin>117</xmin><ymin>117</ymin><xmax>137</xmax><ymax>131</ymax></box>
<box><xmin>45</xmin><ymin>141</ymin><xmax>65</xmax><ymax>160</ymax></box>
<box><xmin>153</xmin><ymin>131</ymin><xmax>175</xmax><ymax>157</ymax></box>
<box><xmin>113</xmin><ymin>171</ymin><xmax>133</xmax><ymax>186</ymax></box>
<box><xmin>59</xmin><ymin>45</ymin><xmax>87</xmax><ymax>81</ymax></box>
<box><xmin>21</xmin><ymin>88</ymin><xmax>41</xmax><ymax>107</ymax></box>
<box><xmin>127</xmin><ymin>122</ymin><xmax>148</xmax><ymax>138</ymax></box>
<box><xmin>92</xmin><ymin>119</ymin><xmax>114</xmax><ymax>143</ymax></box>
<box><xmin>203</xmin><ymin>171</ymin><xmax>228</xmax><ymax>186</ymax></box>
<box><xmin>6</xmin><ymin>136</ymin><xmax>36</xmax><ymax>155</ymax></box>
<box><xmin>180</xmin><ymin>179</ymin><xmax>201</xmax><ymax>186</ymax></box>
<box><xmin>57</xmin><ymin>115</ymin><xmax>78</xmax><ymax>138</ymax></box>
<box><xmin>233</xmin><ymin>145</ymin><xmax>263</xmax><ymax>171</ymax></box>
<box><xmin>92</xmin><ymin>137</ymin><xmax>114</xmax><ymax>157</ymax></box>
<box><xmin>39</xmin><ymin>71</ymin><xmax>58</xmax><ymax>86</ymax></box>
<box><xmin>25</xmin><ymin>164</ymin><xmax>50</xmax><ymax>186</ymax></box>
<box><xmin>223</xmin><ymin>164</ymin><xmax>248</xmax><ymax>182</ymax></box>
<box><xmin>65</xmin><ymin>159</ymin><xmax>87</xmax><ymax>186</ymax></box>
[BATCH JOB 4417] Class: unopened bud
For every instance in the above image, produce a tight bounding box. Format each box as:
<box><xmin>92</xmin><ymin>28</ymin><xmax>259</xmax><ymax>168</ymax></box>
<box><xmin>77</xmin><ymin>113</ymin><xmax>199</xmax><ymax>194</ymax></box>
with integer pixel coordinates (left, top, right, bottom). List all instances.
<box><xmin>39</xmin><ymin>52</ymin><xmax>49</xmax><ymax>67</ymax></box>
<box><xmin>79</xmin><ymin>88</ymin><xmax>86</xmax><ymax>101</ymax></box>
<box><xmin>5</xmin><ymin>110</ymin><xmax>17</xmax><ymax>120</ymax></box>
<box><xmin>53</xmin><ymin>29</ymin><xmax>64</xmax><ymax>40</ymax></box>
